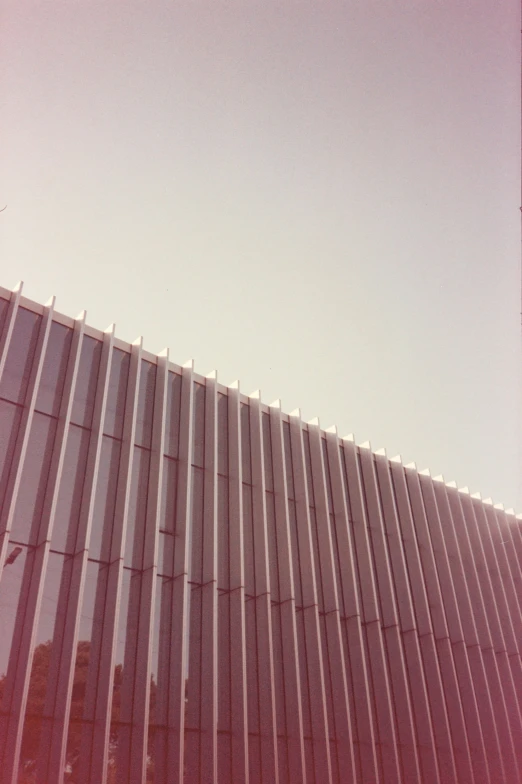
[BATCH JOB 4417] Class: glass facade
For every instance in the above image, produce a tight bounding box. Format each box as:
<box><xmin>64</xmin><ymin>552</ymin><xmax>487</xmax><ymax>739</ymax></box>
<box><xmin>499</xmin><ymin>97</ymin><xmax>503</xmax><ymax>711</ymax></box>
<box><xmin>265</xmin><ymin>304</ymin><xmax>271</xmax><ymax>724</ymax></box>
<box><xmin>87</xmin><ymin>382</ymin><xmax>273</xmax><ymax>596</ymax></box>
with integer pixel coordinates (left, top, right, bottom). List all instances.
<box><xmin>0</xmin><ymin>284</ymin><xmax>521</xmax><ymax>784</ymax></box>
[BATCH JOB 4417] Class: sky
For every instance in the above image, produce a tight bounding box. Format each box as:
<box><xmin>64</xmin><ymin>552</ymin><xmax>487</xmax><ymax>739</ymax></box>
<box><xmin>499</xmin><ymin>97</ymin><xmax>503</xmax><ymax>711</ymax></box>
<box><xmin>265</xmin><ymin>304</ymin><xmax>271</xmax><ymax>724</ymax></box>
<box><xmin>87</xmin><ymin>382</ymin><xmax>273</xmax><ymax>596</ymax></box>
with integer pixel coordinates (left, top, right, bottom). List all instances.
<box><xmin>1</xmin><ymin>0</ymin><xmax>520</xmax><ymax>510</ymax></box>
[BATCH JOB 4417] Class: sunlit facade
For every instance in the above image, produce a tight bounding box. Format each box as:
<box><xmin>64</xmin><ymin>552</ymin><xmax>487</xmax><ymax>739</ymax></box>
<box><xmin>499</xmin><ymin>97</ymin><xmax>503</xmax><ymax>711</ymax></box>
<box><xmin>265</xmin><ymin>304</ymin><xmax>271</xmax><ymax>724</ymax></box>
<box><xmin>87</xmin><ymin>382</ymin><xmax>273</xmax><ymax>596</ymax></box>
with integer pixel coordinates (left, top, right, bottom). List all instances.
<box><xmin>0</xmin><ymin>282</ymin><xmax>521</xmax><ymax>784</ymax></box>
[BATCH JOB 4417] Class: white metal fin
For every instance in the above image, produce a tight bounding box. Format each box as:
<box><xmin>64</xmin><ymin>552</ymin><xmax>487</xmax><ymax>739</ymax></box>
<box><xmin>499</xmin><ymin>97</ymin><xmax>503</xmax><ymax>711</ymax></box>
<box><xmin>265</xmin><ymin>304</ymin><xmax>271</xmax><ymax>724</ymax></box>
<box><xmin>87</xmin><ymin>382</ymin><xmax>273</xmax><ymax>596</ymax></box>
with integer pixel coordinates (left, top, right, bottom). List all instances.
<box><xmin>458</xmin><ymin>486</ymin><xmax>470</xmax><ymax>494</ymax></box>
<box><xmin>494</xmin><ymin>503</ymin><xmax>504</xmax><ymax>510</ymax></box>
<box><xmin>342</xmin><ymin>433</ymin><xmax>355</xmax><ymax>442</ymax></box>
<box><xmin>405</xmin><ymin>462</ymin><xmax>416</xmax><ymax>469</ymax></box>
<box><xmin>433</xmin><ymin>475</ymin><xmax>444</xmax><ymax>482</ymax></box>
<box><xmin>358</xmin><ymin>440</ymin><xmax>371</xmax><ymax>449</ymax></box>
<box><xmin>229</xmin><ymin>380</ymin><xmax>240</xmax><ymax>389</ymax></box>
<box><xmin>374</xmin><ymin>447</ymin><xmax>386</xmax><ymax>456</ymax></box>
<box><xmin>206</xmin><ymin>369</ymin><xmax>217</xmax><ymax>379</ymax></box>
<box><xmin>289</xmin><ymin>408</ymin><xmax>301</xmax><ymax>418</ymax></box>
<box><xmin>446</xmin><ymin>480</ymin><xmax>457</xmax><ymax>488</ymax></box>
<box><xmin>182</xmin><ymin>359</ymin><xmax>194</xmax><ymax>369</ymax></box>
<box><xmin>325</xmin><ymin>425</ymin><xmax>338</xmax><ymax>434</ymax></box>
<box><xmin>249</xmin><ymin>389</ymin><xmax>261</xmax><ymax>399</ymax></box>
<box><xmin>390</xmin><ymin>455</ymin><xmax>402</xmax><ymax>463</ymax></box>
<box><xmin>308</xmin><ymin>417</ymin><xmax>320</xmax><ymax>427</ymax></box>
<box><xmin>419</xmin><ymin>468</ymin><xmax>431</xmax><ymax>476</ymax></box>
<box><xmin>269</xmin><ymin>399</ymin><xmax>281</xmax><ymax>409</ymax></box>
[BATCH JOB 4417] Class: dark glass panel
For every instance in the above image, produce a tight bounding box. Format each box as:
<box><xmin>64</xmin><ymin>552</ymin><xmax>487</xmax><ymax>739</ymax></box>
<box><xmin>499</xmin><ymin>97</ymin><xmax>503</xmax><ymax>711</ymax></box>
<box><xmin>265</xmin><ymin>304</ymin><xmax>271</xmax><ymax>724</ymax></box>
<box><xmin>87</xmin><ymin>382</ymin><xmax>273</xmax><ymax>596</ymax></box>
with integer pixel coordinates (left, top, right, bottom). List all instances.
<box><xmin>135</xmin><ymin>360</ymin><xmax>156</xmax><ymax>448</ymax></box>
<box><xmin>164</xmin><ymin>371</ymin><xmax>181</xmax><ymax>459</ymax></box>
<box><xmin>192</xmin><ymin>383</ymin><xmax>205</xmax><ymax>468</ymax></box>
<box><xmin>10</xmin><ymin>412</ymin><xmax>57</xmax><ymax>545</ymax></box>
<box><xmin>0</xmin><ymin>398</ymin><xmax>22</xmax><ymax>513</ymax></box>
<box><xmin>35</xmin><ymin>321</ymin><xmax>72</xmax><ymax>417</ymax></box>
<box><xmin>265</xmin><ymin>490</ymin><xmax>279</xmax><ymax>603</ymax></box>
<box><xmin>104</xmin><ymin>348</ymin><xmax>130</xmax><ymax>439</ymax></box>
<box><xmin>190</xmin><ymin>466</ymin><xmax>204</xmax><ymax>584</ymax></box>
<box><xmin>217</xmin><ymin>474</ymin><xmax>229</xmax><ymax>591</ymax></box>
<box><xmin>302</xmin><ymin>429</ymin><xmax>315</xmax><ymax>508</ymax></box>
<box><xmin>262</xmin><ymin>412</ymin><xmax>273</xmax><ymax>492</ymax></box>
<box><xmin>242</xmin><ymin>483</ymin><xmax>255</xmax><ymax>597</ymax></box>
<box><xmin>51</xmin><ymin>424</ymin><xmax>90</xmax><ymax>553</ymax></box>
<box><xmin>0</xmin><ymin>542</ymin><xmax>31</xmax><ymax>681</ymax></box>
<box><xmin>240</xmin><ymin>403</ymin><xmax>251</xmax><ymax>484</ymax></box>
<box><xmin>90</xmin><ymin>436</ymin><xmax>122</xmax><ymax>562</ymax></box>
<box><xmin>159</xmin><ymin>456</ymin><xmax>178</xmax><ymax>535</ymax></box>
<box><xmin>0</xmin><ymin>307</ymin><xmax>41</xmax><ymax>405</ymax></box>
<box><xmin>322</xmin><ymin>437</ymin><xmax>334</xmax><ymax>516</ymax></box>
<box><xmin>283</xmin><ymin>421</ymin><xmax>295</xmax><ymax>500</ymax></box>
<box><xmin>70</xmin><ymin>336</ymin><xmax>102</xmax><ymax>428</ymax></box>
<box><xmin>157</xmin><ymin>531</ymin><xmax>174</xmax><ymax>579</ymax></box>
<box><xmin>0</xmin><ymin>297</ymin><xmax>9</xmax><ymax>337</ymax></box>
<box><xmin>217</xmin><ymin>392</ymin><xmax>228</xmax><ymax>477</ymax></box>
<box><xmin>124</xmin><ymin>446</ymin><xmax>151</xmax><ymax>568</ymax></box>
<box><xmin>18</xmin><ymin>552</ymin><xmax>65</xmax><ymax>776</ymax></box>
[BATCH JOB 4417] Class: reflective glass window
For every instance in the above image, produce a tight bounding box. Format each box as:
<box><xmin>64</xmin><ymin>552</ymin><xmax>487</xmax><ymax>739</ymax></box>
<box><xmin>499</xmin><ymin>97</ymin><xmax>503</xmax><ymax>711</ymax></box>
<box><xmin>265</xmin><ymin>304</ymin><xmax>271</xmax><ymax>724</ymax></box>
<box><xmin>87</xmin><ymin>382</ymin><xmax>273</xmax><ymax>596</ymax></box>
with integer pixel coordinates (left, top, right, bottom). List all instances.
<box><xmin>262</xmin><ymin>412</ymin><xmax>273</xmax><ymax>491</ymax></box>
<box><xmin>217</xmin><ymin>393</ymin><xmax>228</xmax><ymax>477</ymax></box>
<box><xmin>90</xmin><ymin>436</ymin><xmax>122</xmax><ymax>562</ymax></box>
<box><xmin>125</xmin><ymin>446</ymin><xmax>151</xmax><ymax>568</ymax></box>
<box><xmin>159</xmin><ymin>456</ymin><xmax>178</xmax><ymax>535</ymax></box>
<box><xmin>0</xmin><ymin>542</ymin><xmax>31</xmax><ymax>684</ymax></box>
<box><xmin>18</xmin><ymin>552</ymin><xmax>65</xmax><ymax>777</ymax></box>
<box><xmin>0</xmin><ymin>399</ymin><xmax>22</xmax><ymax>512</ymax></box>
<box><xmin>70</xmin><ymin>336</ymin><xmax>102</xmax><ymax>428</ymax></box>
<box><xmin>192</xmin><ymin>383</ymin><xmax>205</xmax><ymax>468</ymax></box>
<box><xmin>282</xmin><ymin>421</ymin><xmax>295</xmax><ymax>500</ymax></box>
<box><xmin>104</xmin><ymin>348</ymin><xmax>130</xmax><ymax>439</ymax></box>
<box><xmin>0</xmin><ymin>307</ymin><xmax>41</xmax><ymax>404</ymax></box>
<box><xmin>135</xmin><ymin>360</ymin><xmax>156</xmax><ymax>448</ymax></box>
<box><xmin>0</xmin><ymin>297</ymin><xmax>9</xmax><ymax>335</ymax></box>
<box><xmin>35</xmin><ymin>321</ymin><xmax>73</xmax><ymax>417</ymax></box>
<box><xmin>10</xmin><ymin>412</ymin><xmax>57</xmax><ymax>545</ymax></box>
<box><xmin>164</xmin><ymin>371</ymin><xmax>181</xmax><ymax>459</ymax></box>
<box><xmin>51</xmin><ymin>424</ymin><xmax>91</xmax><ymax>553</ymax></box>
<box><xmin>240</xmin><ymin>403</ymin><xmax>251</xmax><ymax>484</ymax></box>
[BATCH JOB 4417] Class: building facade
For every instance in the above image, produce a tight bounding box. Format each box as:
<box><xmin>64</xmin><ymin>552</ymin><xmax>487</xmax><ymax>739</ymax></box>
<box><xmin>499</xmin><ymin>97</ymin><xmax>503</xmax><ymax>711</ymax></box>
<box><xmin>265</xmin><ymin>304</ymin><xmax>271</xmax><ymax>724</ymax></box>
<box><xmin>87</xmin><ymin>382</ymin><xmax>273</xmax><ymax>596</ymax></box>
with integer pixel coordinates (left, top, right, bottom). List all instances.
<box><xmin>0</xmin><ymin>283</ymin><xmax>520</xmax><ymax>784</ymax></box>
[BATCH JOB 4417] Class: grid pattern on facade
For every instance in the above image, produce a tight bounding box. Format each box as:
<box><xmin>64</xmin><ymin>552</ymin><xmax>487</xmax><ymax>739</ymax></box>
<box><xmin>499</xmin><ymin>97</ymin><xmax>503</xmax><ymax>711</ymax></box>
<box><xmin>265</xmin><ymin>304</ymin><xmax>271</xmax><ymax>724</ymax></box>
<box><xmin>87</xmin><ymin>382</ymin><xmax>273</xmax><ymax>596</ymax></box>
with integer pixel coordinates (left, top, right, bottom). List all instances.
<box><xmin>0</xmin><ymin>283</ymin><xmax>521</xmax><ymax>784</ymax></box>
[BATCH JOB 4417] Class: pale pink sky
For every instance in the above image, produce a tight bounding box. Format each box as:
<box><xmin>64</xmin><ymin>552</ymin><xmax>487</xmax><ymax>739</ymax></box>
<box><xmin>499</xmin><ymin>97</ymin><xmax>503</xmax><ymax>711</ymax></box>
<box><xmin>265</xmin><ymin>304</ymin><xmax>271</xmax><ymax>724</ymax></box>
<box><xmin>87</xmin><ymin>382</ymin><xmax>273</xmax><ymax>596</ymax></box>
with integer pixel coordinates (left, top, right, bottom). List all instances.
<box><xmin>1</xmin><ymin>0</ymin><xmax>520</xmax><ymax>509</ymax></box>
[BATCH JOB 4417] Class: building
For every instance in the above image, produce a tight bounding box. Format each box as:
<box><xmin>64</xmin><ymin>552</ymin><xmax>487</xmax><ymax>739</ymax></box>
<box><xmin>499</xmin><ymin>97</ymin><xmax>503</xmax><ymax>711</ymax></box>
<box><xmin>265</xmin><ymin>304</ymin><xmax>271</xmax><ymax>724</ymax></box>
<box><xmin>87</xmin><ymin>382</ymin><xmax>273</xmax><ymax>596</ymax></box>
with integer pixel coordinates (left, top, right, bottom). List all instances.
<box><xmin>0</xmin><ymin>282</ymin><xmax>520</xmax><ymax>784</ymax></box>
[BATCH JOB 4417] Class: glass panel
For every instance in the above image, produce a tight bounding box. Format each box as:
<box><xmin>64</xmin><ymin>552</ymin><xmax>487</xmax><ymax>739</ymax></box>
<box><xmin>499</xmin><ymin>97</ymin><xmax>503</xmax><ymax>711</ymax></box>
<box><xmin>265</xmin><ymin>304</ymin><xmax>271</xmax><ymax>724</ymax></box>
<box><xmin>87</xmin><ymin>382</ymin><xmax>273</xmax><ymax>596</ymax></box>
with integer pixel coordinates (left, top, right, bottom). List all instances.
<box><xmin>164</xmin><ymin>372</ymin><xmax>181</xmax><ymax>459</ymax></box>
<box><xmin>135</xmin><ymin>360</ymin><xmax>156</xmax><ymax>448</ymax></box>
<box><xmin>283</xmin><ymin>421</ymin><xmax>294</xmax><ymax>500</ymax></box>
<box><xmin>64</xmin><ymin>559</ymin><xmax>100</xmax><ymax>779</ymax></box>
<box><xmin>104</xmin><ymin>348</ymin><xmax>130</xmax><ymax>439</ymax></box>
<box><xmin>90</xmin><ymin>436</ymin><xmax>122</xmax><ymax>562</ymax></box>
<box><xmin>0</xmin><ymin>297</ymin><xmax>9</xmax><ymax>337</ymax></box>
<box><xmin>0</xmin><ymin>542</ymin><xmax>31</xmax><ymax>682</ymax></box>
<box><xmin>35</xmin><ymin>321</ymin><xmax>73</xmax><ymax>417</ymax></box>
<box><xmin>322</xmin><ymin>437</ymin><xmax>334</xmax><ymax>516</ymax></box>
<box><xmin>0</xmin><ymin>398</ymin><xmax>22</xmax><ymax>512</ymax></box>
<box><xmin>70</xmin><ymin>336</ymin><xmax>102</xmax><ymax>428</ymax></box>
<box><xmin>190</xmin><ymin>466</ymin><xmax>204</xmax><ymax>585</ymax></box>
<box><xmin>192</xmin><ymin>383</ymin><xmax>205</xmax><ymax>468</ymax></box>
<box><xmin>262</xmin><ymin>412</ymin><xmax>273</xmax><ymax>492</ymax></box>
<box><xmin>10</xmin><ymin>412</ymin><xmax>57</xmax><ymax>545</ymax></box>
<box><xmin>240</xmin><ymin>403</ymin><xmax>251</xmax><ymax>484</ymax></box>
<box><xmin>51</xmin><ymin>424</ymin><xmax>91</xmax><ymax>554</ymax></box>
<box><xmin>302</xmin><ymin>429</ymin><xmax>315</xmax><ymax>508</ymax></box>
<box><xmin>124</xmin><ymin>446</ymin><xmax>151</xmax><ymax>568</ymax></box>
<box><xmin>18</xmin><ymin>552</ymin><xmax>65</xmax><ymax>778</ymax></box>
<box><xmin>0</xmin><ymin>307</ymin><xmax>41</xmax><ymax>405</ymax></box>
<box><xmin>159</xmin><ymin>456</ymin><xmax>178</xmax><ymax>535</ymax></box>
<box><xmin>217</xmin><ymin>392</ymin><xmax>228</xmax><ymax>477</ymax></box>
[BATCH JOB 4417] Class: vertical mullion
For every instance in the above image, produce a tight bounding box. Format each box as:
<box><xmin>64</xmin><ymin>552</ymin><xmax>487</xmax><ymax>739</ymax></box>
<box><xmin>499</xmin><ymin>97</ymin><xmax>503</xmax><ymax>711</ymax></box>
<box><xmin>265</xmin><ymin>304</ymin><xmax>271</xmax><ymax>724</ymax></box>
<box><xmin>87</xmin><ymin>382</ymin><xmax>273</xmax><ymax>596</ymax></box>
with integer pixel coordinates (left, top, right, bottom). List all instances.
<box><xmin>307</xmin><ymin>422</ymin><xmax>356</xmax><ymax>783</ymax></box>
<box><xmin>164</xmin><ymin>361</ymin><xmax>194</xmax><ymax>783</ymax></box>
<box><xmin>403</xmin><ymin>467</ymin><xmax>475</xmax><ymax>784</ymax></box>
<box><xmin>373</xmin><ymin>451</ymin><xmax>441</xmax><ymax>784</ymax></box>
<box><xmin>248</xmin><ymin>391</ymin><xmax>279</xmax><ymax>783</ymax></box>
<box><xmin>0</xmin><ymin>297</ymin><xmax>56</xmax><ymax>783</ymax></box>
<box><xmin>268</xmin><ymin>401</ymin><xmax>306</xmax><ymax>783</ymax></box>
<box><xmin>227</xmin><ymin>381</ymin><xmax>249</xmax><ymax>784</ymax></box>
<box><xmin>76</xmin><ymin>338</ymin><xmax>141</xmax><ymax>784</ymax></box>
<box><xmin>200</xmin><ymin>370</ymin><xmax>218</xmax><ymax>783</ymax></box>
<box><xmin>288</xmin><ymin>410</ymin><xmax>332</xmax><ymax>784</ymax></box>
<box><xmin>389</xmin><ymin>458</ymin><xmax>459</xmax><ymax>784</ymax></box>
<box><xmin>342</xmin><ymin>439</ymin><xmax>402</xmax><ymax>784</ymax></box>
<box><xmin>358</xmin><ymin>446</ymin><xmax>422</xmax><ymax>784</ymax></box>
